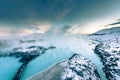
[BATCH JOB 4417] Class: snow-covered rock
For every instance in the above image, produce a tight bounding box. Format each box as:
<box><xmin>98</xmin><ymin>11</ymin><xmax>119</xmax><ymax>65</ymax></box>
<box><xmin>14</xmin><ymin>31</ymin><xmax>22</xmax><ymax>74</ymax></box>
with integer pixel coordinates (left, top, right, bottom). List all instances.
<box><xmin>94</xmin><ymin>38</ymin><xmax>120</xmax><ymax>80</ymax></box>
<box><xmin>89</xmin><ymin>27</ymin><xmax>120</xmax><ymax>42</ymax></box>
<box><xmin>93</xmin><ymin>27</ymin><xmax>120</xmax><ymax>35</ymax></box>
<box><xmin>0</xmin><ymin>45</ymin><xmax>56</xmax><ymax>62</ymax></box>
<box><xmin>61</xmin><ymin>54</ymin><xmax>101</xmax><ymax>80</ymax></box>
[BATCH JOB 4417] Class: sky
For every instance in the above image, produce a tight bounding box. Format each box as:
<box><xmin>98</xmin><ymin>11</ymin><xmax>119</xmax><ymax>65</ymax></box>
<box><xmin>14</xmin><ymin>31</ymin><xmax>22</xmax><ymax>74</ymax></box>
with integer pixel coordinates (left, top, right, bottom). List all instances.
<box><xmin>0</xmin><ymin>0</ymin><xmax>120</xmax><ymax>36</ymax></box>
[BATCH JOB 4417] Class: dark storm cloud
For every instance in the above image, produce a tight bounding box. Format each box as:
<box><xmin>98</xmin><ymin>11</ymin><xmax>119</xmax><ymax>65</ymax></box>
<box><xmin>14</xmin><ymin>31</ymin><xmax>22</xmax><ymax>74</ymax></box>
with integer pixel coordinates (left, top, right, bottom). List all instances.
<box><xmin>0</xmin><ymin>0</ymin><xmax>120</xmax><ymax>35</ymax></box>
<box><xmin>0</xmin><ymin>0</ymin><xmax>39</xmax><ymax>23</ymax></box>
<box><xmin>0</xmin><ymin>0</ymin><xmax>119</xmax><ymax>23</ymax></box>
<box><xmin>0</xmin><ymin>0</ymin><xmax>75</xmax><ymax>23</ymax></box>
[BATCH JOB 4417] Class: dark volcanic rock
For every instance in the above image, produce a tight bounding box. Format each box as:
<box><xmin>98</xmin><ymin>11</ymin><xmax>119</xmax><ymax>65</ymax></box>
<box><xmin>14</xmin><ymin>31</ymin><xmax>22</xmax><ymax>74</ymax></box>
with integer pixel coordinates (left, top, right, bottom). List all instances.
<box><xmin>61</xmin><ymin>54</ymin><xmax>101</xmax><ymax>80</ymax></box>
<box><xmin>94</xmin><ymin>38</ymin><xmax>120</xmax><ymax>80</ymax></box>
<box><xmin>0</xmin><ymin>45</ymin><xmax>56</xmax><ymax>62</ymax></box>
<box><xmin>0</xmin><ymin>45</ymin><xmax>56</xmax><ymax>80</ymax></box>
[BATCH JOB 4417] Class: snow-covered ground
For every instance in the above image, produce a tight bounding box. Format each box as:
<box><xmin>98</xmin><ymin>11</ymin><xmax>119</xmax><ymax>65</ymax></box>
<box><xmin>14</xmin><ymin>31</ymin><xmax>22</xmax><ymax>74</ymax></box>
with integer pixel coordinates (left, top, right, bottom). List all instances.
<box><xmin>61</xmin><ymin>54</ymin><xmax>101</xmax><ymax>80</ymax></box>
<box><xmin>94</xmin><ymin>38</ymin><xmax>120</xmax><ymax>80</ymax></box>
<box><xmin>89</xmin><ymin>26</ymin><xmax>120</xmax><ymax>80</ymax></box>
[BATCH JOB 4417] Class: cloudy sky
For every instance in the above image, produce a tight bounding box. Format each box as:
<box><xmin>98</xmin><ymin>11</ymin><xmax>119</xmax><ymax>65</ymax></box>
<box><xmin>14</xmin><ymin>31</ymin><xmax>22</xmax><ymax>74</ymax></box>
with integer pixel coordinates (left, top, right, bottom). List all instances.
<box><xmin>0</xmin><ymin>0</ymin><xmax>120</xmax><ymax>36</ymax></box>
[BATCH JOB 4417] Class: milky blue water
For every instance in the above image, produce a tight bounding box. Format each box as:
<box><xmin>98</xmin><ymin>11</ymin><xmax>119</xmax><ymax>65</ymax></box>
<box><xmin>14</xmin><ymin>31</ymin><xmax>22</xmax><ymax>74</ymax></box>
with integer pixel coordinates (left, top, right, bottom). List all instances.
<box><xmin>78</xmin><ymin>45</ymin><xmax>107</xmax><ymax>80</ymax></box>
<box><xmin>21</xmin><ymin>48</ymin><xmax>74</xmax><ymax>80</ymax></box>
<box><xmin>0</xmin><ymin>42</ymin><xmax>106</xmax><ymax>80</ymax></box>
<box><xmin>0</xmin><ymin>57</ymin><xmax>22</xmax><ymax>80</ymax></box>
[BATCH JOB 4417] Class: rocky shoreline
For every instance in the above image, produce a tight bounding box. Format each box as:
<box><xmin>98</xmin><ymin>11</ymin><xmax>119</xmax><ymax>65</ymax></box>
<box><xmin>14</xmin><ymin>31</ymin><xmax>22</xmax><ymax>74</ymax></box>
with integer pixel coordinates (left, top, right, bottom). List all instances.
<box><xmin>0</xmin><ymin>45</ymin><xmax>56</xmax><ymax>80</ymax></box>
<box><xmin>94</xmin><ymin>38</ymin><xmax>120</xmax><ymax>80</ymax></box>
<box><xmin>61</xmin><ymin>54</ymin><xmax>101</xmax><ymax>80</ymax></box>
<box><xmin>28</xmin><ymin>54</ymin><xmax>101</xmax><ymax>80</ymax></box>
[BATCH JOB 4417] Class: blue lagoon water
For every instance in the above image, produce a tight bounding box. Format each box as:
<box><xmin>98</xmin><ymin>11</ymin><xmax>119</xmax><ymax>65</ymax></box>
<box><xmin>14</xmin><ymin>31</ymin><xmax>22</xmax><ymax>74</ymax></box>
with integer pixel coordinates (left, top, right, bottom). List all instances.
<box><xmin>0</xmin><ymin>39</ymin><xmax>106</xmax><ymax>80</ymax></box>
<box><xmin>0</xmin><ymin>57</ymin><xmax>21</xmax><ymax>80</ymax></box>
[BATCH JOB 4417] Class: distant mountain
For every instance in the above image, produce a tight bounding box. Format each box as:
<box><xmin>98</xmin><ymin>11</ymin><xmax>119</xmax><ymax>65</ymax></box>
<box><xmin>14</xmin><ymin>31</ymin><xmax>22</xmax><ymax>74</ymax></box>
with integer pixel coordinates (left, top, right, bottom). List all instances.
<box><xmin>89</xmin><ymin>27</ymin><xmax>120</xmax><ymax>42</ymax></box>
<box><xmin>92</xmin><ymin>27</ymin><xmax>120</xmax><ymax>36</ymax></box>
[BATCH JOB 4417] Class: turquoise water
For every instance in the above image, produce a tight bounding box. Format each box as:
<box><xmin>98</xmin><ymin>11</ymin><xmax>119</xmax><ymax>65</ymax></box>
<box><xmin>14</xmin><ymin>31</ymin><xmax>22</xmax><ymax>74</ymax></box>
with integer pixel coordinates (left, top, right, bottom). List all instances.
<box><xmin>21</xmin><ymin>48</ymin><xmax>74</xmax><ymax>80</ymax></box>
<box><xmin>0</xmin><ymin>39</ymin><xmax>106</xmax><ymax>80</ymax></box>
<box><xmin>0</xmin><ymin>57</ymin><xmax>22</xmax><ymax>80</ymax></box>
<box><xmin>75</xmin><ymin>40</ymin><xmax>107</xmax><ymax>80</ymax></box>
<box><xmin>20</xmin><ymin>40</ymin><xmax>106</xmax><ymax>80</ymax></box>
<box><xmin>79</xmin><ymin>48</ymin><xmax>107</xmax><ymax>80</ymax></box>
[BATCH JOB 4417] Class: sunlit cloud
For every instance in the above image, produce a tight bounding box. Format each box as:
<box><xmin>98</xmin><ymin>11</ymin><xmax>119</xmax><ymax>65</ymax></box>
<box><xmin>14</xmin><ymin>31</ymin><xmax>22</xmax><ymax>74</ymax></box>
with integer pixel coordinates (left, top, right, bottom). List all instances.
<box><xmin>0</xmin><ymin>22</ymin><xmax>51</xmax><ymax>36</ymax></box>
<box><xmin>0</xmin><ymin>27</ymin><xmax>14</xmax><ymax>36</ymax></box>
<box><xmin>0</xmin><ymin>18</ymin><xmax>120</xmax><ymax>37</ymax></box>
<box><xmin>28</xmin><ymin>22</ymin><xmax>51</xmax><ymax>34</ymax></box>
<box><xmin>67</xmin><ymin>18</ymin><xmax>120</xmax><ymax>34</ymax></box>
<box><xmin>20</xmin><ymin>29</ymin><xmax>35</xmax><ymax>35</ymax></box>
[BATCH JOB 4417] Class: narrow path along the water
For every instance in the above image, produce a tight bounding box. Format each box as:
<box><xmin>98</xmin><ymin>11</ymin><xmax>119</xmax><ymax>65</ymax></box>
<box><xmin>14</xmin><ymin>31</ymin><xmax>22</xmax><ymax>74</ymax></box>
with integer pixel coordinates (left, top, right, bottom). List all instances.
<box><xmin>21</xmin><ymin>48</ymin><xmax>74</xmax><ymax>80</ymax></box>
